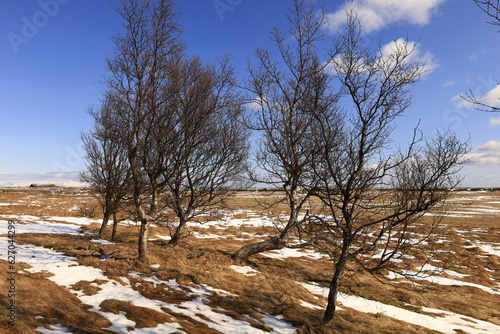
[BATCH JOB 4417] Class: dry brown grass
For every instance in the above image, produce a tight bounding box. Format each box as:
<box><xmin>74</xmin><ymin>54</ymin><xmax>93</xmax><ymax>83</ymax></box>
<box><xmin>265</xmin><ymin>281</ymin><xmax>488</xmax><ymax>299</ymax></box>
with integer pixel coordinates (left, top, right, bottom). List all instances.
<box><xmin>0</xmin><ymin>260</ymin><xmax>111</xmax><ymax>334</ymax></box>
<box><xmin>99</xmin><ymin>299</ymin><xmax>175</xmax><ymax>328</ymax></box>
<box><xmin>0</xmin><ymin>188</ymin><xmax>499</xmax><ymax>333</ymax></box>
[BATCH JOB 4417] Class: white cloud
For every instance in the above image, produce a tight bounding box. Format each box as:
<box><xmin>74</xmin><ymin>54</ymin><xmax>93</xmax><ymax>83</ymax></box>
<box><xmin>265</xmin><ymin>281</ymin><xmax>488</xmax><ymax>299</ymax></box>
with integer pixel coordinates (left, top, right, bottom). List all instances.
<box><xmin>443</xmin><ymin>80</ymin><xmax>456</xmax><ymax>87</ymax></box>
<box><xmin>460</xmin><ymin>164</ymin><xmax>500</xmax><ymax>187</ymax></box>
<box><xmin>451</xmin><ymin>94</ymin><xmax>468</xmax><ymax>108</ymax></box>
<box><xmin>454</xmin><ymin>84</ymin><xmax>500</xmax><ymax>109</ymax></box>
<box><xmin>379</xmin><ymin>38</ymin><xmax>438</xmax><ymax>75</ymax></box>
<box><xmin>245</xmin><ymin>95</ymin><xmax>268</xmax><ymax>111</ymax></box>
<box><xmin>326</xmin><ymin>39</ymin><xmax>437</xmax><ymax>77</ymax></box>
<box><xmin>468</xmin><ymin>48</ymin><xmax>489</xmax><ymax>61</ymax></box>
<box><xmin>490</xmin><ymin>117</ymin><xmax>500</xmax><ymax>127</ymax></box>
<box><xmin>480</xmin><ymin>84</ymin><xmax>500</xmax><ymax>107</ymax></box>
<box><xmin>325</xmin><ymin>0</ymin><xmax>446</xmax><ymax>34</ymax></box>
<box><xmin>466</xmin><ymin>140</ymin><xmax>500</xmax><ymax>165</ymax></box>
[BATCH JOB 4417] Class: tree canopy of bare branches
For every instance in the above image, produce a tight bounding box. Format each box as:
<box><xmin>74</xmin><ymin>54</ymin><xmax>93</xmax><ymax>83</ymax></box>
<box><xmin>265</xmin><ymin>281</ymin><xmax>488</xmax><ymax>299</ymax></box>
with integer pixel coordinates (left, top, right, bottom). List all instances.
<box><xmin>86</xmin><ymin>0</ymin><xmax>248</xmax><ymax>260</ymax></box>
<box><xmin>163</xmin><ymin>55</ymin><xmax>249</xmax><ymax>245</ymax></box>
<box><xmin>461</xmin><ymin>89</ymin><xmax>500</xmax><ymax>112</ymax></box>
<box><xmin>301</xmin><ymin>12</ymin><xmax>470</xmax><ymax>324</ymax></box>
<box><xmin>461</xmin><ymin>1</ymin><xmax>500</xmax><ymax>111</ymax></box>
<box><xmin>80</xmin><ymin>96</ymin><xmax>132</xmax><ymax>240</ymax></box>
<box><xmin>82</xmin><ymin>0</ymin><xmax>471</xmax><ymax>327</ymax></box>
<box><xmin>104</xmin><ymin>0</ymin><xmax>184</xmax><ymax>262</ymax></box>
<box><xmin>232</xmin><ymin>0</ymin><xmax>338</xmax><ymax>261</ymax></box>
<box><xmin>474</xmin><ymin>0</ymin><xmax>500</xmax><ymax>27</ymax></box>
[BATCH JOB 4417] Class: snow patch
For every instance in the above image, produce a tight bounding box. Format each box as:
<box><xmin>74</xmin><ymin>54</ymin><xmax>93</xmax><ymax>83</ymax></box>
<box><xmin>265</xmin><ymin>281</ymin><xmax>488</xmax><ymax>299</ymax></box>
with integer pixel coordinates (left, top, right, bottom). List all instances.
<box><xmin>91</xmin><ymin>239</ymin><xmax>115</xmax><ymax>245</ymax></box>
<box><xmin>229</xmin><ymin>265</ymin><xmax>261</xmax><ymax>277</ymax></box>
<box><xmin>35</xmin><ymin>324</ymin><xmax>70</xmax><ymax>333</ymax></box>
<box><xmin>298</xmin><ymin>281</ymin><xmax>500</xmax><ymax>334</ymax></box>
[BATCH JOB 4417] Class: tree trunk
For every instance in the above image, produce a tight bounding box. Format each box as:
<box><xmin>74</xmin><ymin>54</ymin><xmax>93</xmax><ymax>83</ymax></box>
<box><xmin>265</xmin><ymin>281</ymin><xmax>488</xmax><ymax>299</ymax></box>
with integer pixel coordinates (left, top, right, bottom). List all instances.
<box><xmin>322</xmin><ymin>255</ymin><xmax>349</xmax><ymax>325</ymax></box>
<box><xmin>232</xmin><ymin>214</ymin><xmax>298</xmax><ymax>262</ymax></box>
<box><xmin>138</xmin><ymin>220</ymin><xmax>149</xmax><ymax>262</ymax></box>
<box><xmin>278</xmin><ymin>218</ymin><xmax>297</xmax><ymax>240</ymax></box>
<box><xmin>232</xmin><ymin>237</ymin><xmax>286</xmax><ymax>262</ymax></box>
<box><xmin>99</xmin><ymin>213</ymin><xmax>111</xmax><ymax>238</ymax></box>
<box><xmin>168</xmin><ymin>220</ymin><xmax>187</xmax><ymax>245</ymax></box>
<box><xmin>111</xmin><ymin>212</ymin><xmax>118</xmax><ymax>242</ymax></box>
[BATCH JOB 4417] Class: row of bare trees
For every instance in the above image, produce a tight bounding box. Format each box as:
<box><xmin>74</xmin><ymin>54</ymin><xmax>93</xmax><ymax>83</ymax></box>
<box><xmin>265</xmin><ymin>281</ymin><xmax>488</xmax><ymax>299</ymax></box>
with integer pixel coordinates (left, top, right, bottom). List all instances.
<box><xmin>81</xmin><ymin>0</ymin><xmax>469</xmax><ymax>326</ymax></box>
<box><xmin>81</xmin><ymin>0</ymin><xmax>249</xmax><ymax>261</ymax></box>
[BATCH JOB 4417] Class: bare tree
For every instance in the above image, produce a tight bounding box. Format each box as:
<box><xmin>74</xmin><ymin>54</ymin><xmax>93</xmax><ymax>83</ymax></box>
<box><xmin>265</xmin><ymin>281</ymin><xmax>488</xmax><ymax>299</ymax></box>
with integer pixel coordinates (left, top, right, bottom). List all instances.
<box><xmin>302</xmin><ymin>13</ymin><xmax>470</xmax><ymax>325</ymax></box>
<box><xmin>104</xmin><ymin>0</ymin><xmax>183</xmax><ymax>262</ymax></box>
<box><xmin>461</xmin><ymin>89</ymin><xmax>500</xmax><ymax>112</ymax></box>
<box><xmin>162</xmin><ymin>55</ymin><xmax>249</xmax><ymax>245</ymax></box>
<box><xmin>232</xmin><ymin>0</ymin><xmax>337</xmax><ymax>261</ymax></box>
<box><xmin>474</xmin><ymin>0</ymin><xmax>500</xmax><ymax>27</ymax></box>
<box><xmin>461</xmin><ymin>0</ymin><xmax>500</xmax><ymax>111</ymax></box>
<box><xmin>80</xmin><ymin>98</ymin><xmax>131</xmax><ymax>240</ymax></box>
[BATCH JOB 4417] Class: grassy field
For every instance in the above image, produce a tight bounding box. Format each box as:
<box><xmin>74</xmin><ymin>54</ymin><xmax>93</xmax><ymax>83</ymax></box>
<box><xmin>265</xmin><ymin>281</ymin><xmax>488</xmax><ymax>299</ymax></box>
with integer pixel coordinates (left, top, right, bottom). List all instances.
<box><xmin>0</xmin><ymin>187</ymin><xmax>499</xmax><ymax>333</ymax></box>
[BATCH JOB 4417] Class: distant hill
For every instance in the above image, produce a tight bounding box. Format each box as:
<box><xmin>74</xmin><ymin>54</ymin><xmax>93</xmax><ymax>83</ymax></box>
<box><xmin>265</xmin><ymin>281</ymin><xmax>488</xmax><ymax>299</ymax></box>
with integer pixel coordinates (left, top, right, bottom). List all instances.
<box><xmin>29</xmin><ymin>183</ymin><xmax>60</xmax><ymax>188</ymax></box>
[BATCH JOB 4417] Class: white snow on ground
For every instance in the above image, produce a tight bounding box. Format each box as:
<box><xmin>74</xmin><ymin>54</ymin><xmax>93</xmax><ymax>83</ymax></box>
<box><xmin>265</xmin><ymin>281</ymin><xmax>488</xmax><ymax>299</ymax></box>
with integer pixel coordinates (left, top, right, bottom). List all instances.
<box><xmin>295</xmin><ymin>298</ymin><xmax>323</xmax><ymax>310</ymax></box>
<box><xmin>201</xmin><ymin>284</ymin><xmax>238</xmax><ymax>297</ymax></box>
<box><xmin>0</xmin><ymin>239</ymin><xmax>296</xmax><ymax>333</ymax></box>
<box><xmin>90</xmin><ymin>239</ymin><xmax>115</xmax><ymax>245</ymax></box>
<box><xmin>424</xmin><ymin>213</ymin><xmax>475</xmax><ymax>218</ymax></box>
<box><xmin>388</xmin><ymin>270</ymin><xmax>500</xmax><ymax>295</ymax></box>
<box><xmin>192</xmin><ymin>231</ymin><xmax>224</xmax><ymax>239</ymax></box>
<box><xmin>49</xmin><ymin>216</ymin><xmax>100</xmax><ymax>226</ymax></box>
<box><xmin>467</xmin><ymin>206</ymin><xmax>500</xmax><ymax>214</ymax></box>
<box><xmin>1</xmin><ymin>214</ymin><xmax>43</xmax><ymax>222</ymax></box>
<box><xmin>262</xmin><ymin>247</ymin><xmax>325</xmax><ymax>261</ymax></box>
<box><xmin>475</xmin><ymin>242</ymin><xmax>500</xmax><ymax>257</ymax></box>
<box><xmin>1</xmin><ymin>204</ymin><xmax>500</xmax><ymax>332</ymax></box>
<box><xmin>299</xmin><ymin>282</ymin><xmax>500</xmax><ymax>334</ymax></box>
<box><xmin>0</xmin><ymin>217</ymin><xmax>86</xmax><ymax>235</ymax></box>
<box><xmin>35</xmin><ymin>324</ymin><xmax>70</xmax><ymax>333</ymax></box>
<box><xmin>229</xmin><ymin>265</ymin><xmax>262</xmax><ymax>277</ymax></box>
<box><xmin>386</xmin><ymin>263</ymin><xmax>500</xmax><ymax>295</ymax></box>
<box><xmin>0</xmin><ymin>217</ymin><xmax>296</xmax><ymax>334</ymax></box>
<box><xmin>420</xmin><ymin>264</ymin><xmax>469</xmax><ymax>278</ymax></box>
<box><xmin>6</xmin><ymin>242</ymin><xmax>108</xmax><ymax>286</ymax></box>
<box><xmin>223</xmin><ymin>217</ymin><xmax>276</xmax><ymax>229</ymax></box>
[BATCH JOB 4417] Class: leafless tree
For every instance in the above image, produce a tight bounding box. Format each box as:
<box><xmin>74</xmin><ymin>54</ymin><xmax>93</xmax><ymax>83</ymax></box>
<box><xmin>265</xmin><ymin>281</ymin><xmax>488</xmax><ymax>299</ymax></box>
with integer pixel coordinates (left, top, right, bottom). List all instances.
<box><xmin>162</xmin><ymin>55</ymin><xmax>249</xmax><ymax>245</ymax></box>
<box><xmin>461</xmin><ymin>0</ymin><xmax>500</xmax><ymax>111</ymax></box>
<box><xmin>474</xmin><ymin>0</ymin><xmax>500</xmax><ymax>27</ymax></box>
<box><xmin>461</xmin><ymin>89</ymin><xmax>500</xmax><ymax>112</ymax></box>
<box><xmin>104</xmin><ymin>0</ymin><xmax>183</xmax><ymax>262</ymax></box>
<box><xmin>302</xmin><ymin>13</ymin><xmax>470</xmax><ymax>325</ymax></box>
<box><xmin>80</xmin><ymin>97</ymin><xmax>131</xmax><ymax>240</ymax></box>
<box><xmin>232</xmin><ymin>0</ymin><xmax>337</xmax><ymax>261</ymax></box>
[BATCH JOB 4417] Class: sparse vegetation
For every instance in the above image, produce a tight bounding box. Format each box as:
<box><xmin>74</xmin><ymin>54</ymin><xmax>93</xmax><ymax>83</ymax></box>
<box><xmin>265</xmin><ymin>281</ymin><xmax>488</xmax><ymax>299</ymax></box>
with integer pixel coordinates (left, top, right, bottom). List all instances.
<box><xmin>0</xmin><ymin>187</ymin><xmax>499</xmax><ymax>333</ymax></box>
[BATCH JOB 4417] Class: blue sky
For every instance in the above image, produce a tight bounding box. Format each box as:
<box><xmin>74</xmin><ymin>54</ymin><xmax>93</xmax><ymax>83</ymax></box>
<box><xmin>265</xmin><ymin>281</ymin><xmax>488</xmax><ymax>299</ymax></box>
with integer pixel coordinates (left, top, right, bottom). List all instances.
<box><xmin>0</xmin><ymin>0</ymin><xmax>499</xmax><ymax>187</ymax></box>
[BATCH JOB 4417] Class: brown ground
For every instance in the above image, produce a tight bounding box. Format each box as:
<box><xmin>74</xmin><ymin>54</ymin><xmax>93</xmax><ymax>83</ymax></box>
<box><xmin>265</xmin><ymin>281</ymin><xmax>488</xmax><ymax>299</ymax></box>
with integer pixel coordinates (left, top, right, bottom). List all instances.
<box><xmin>0</xmin><ymin>188</ymin><xmax>498</xmax><ymax>333</ymax></box>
